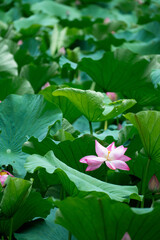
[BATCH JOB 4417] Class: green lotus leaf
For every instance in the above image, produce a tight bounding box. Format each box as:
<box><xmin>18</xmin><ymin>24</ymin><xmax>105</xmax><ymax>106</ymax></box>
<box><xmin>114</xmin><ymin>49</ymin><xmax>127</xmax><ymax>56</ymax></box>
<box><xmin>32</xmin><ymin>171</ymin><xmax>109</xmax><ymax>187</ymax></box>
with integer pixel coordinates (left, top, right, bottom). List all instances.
<box><xmin>14</xmin><ymin>209</ymin><xmax>77</xmax><ymax>240</ymax></box>
<box><xmin>14</xmin><ymin>13</ymin><xmax>58</xmax><ymax>31</ymax></box>
<box><xmin>79</xmin><ymin>49</ymin><xmax>155</xmax><ymax>92</ymax></box>
<box><xmin>25</xmin><ymin>151</ymin><xmax>141</xmax><ymax>202</ymax></box>
<box><xmin>0</xmin><ymin>94</ymin><xmax>62</xmax><ymax>176</ymax></box>
<box><xmin>55</xmin><ymin>195</ymin><xmax>160</xmax><ymax>240</ymax></box>
<box><xmin>125</xmin><ymin>111</ymin><xmax>160</xmax><ymax>197</ymax></box>
<box><xmin>0</xmin><ymin>42</ymin><xmax>17</xmax><ymax>77</ymax></box>
<box><xmin>0</xmin><ymin>177</ymin><xmax>32</xmax><ymax>218</ymax></box>
<box><xmin>31</xmin><ymin>1</ymin><xmax>81</xmax><ymax>20</ymax></box>
<box><xmin>0</xmin><ymin>178</ymin><xmax>52</xmax><ymax>236</ymax></box>
<box><xmin>125</xmin><ymin>111</ymin><xmax>160</xmax><ymax>162</ymax></box>
<box><xmin>40</xmin><ymin>86</ymin><xmax>81</xmax><ymax>123</ymax></box>
<box><xmin>23</xmin><ymin>135</ymin><xmax>106</xmax><ymax>180</ymax></box>
<box><xmin>0</xmin><ymin>77</ymin><xmax>34</xmax><ymax>101</ymax></box>
<box><xmin>20</xmin><ymin>63</ymin><xmax>58</xmax><ymax>93</ymax></box>
<box><xmin>52</xmin><ymin>88</ymin><xmax>136</xmax><ymax>122</ymax></box>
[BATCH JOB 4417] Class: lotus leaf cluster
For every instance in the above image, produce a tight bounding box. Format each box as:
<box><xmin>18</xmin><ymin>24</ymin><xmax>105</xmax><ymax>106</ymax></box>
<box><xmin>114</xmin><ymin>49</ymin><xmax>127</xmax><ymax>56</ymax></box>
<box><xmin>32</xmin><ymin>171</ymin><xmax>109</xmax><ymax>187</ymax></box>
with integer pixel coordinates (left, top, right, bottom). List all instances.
<box><xmin>0</xmin><ymin>0</ymin><xmax>160</xmax><ymax>239</ymax></box>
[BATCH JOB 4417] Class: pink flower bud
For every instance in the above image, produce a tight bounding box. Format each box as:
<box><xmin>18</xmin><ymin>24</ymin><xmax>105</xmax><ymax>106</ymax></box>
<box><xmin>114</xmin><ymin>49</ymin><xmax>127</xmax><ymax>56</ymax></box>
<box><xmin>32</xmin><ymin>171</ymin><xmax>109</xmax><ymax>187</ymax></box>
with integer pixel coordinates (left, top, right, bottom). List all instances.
<box><xmin>104</xmin><ymin>18</ymin><xmax>110</xmax><ymax>24</ymax></box>
<box><xmin>106</xmin><ymin>92</ymin><xmax>117</xmax><ymax>101</ymax></box>
<box><xmin>59</xmin><ymin>47</ymin><xmax>66</xmax><ymax>55</ymax></box>
<box><xmin>0</xmin><ymin>170</ymin><xmax>14</xmax><ymax>187</ymax></box>
<box><xmin>75</xmin><ymin>0</ymin><xmax>81</xmax><ymax>5</ymax></box>
<box><xmin>135</xmin><ymin>0</ymin><xmax>143</xmax><ymax>4</ymax></box>
<box><xmin>121</xmin><ymin>232</ymin><xmax>131</xmax><ymax>240</ymax></box>
<box><xmin>41</xmin><ymin>82</ymin><xmax>50</xmax><ymax>90</ymax></box>
<box><xmin>118</xmin><ymin>124</ymin><xmax>122</xmax><ymax>130</ymax></box>
<box><xmin>148</xmin><ymin>175</ymin><xmax>160</xmax><ymax>192</ymax></box>
<box><xmin>17</xmin><ymin>40</ymin><xmax>23</xmax><ymax>46</ymax></box>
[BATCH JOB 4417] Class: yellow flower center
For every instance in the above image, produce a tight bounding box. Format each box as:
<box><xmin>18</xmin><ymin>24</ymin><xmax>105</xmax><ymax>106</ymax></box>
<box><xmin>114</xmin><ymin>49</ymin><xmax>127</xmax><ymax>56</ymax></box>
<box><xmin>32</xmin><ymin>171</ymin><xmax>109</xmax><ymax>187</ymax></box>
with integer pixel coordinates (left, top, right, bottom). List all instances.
<box><xmin>107</xmin><ymin>151</ymin><xmax>111</xmax><ymax>160</ymax></box>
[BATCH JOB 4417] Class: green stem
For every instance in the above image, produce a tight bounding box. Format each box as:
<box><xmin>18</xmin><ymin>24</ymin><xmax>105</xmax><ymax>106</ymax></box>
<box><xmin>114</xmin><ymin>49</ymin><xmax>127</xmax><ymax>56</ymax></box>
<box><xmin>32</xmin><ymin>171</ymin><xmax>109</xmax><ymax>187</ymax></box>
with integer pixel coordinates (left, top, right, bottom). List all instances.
<box><xmin>9</xmin><ymin>218</ymin><xmax>13</xmax><ymax>240</ymax></box>
<box><xmin>90</xmin><ymin>81</ymin><xmax>96</xmax><ymax>91</ymax></box>
<box><xmin>104</xmin><ymin>164</ymin><xmax>108</xmax><ymax>182</ymax></box>
<box><xmin>141</xmin><ymin>158</ymin><xmax>150</xmax><ymax>208</ymax></box>
<box><xmin>116</xmin><ymin>117</ymin><xmax>119</xmax><ymax>126</ymax></box>
<box><xmin>1</xmin><ymin>236</ymin><xmax>4</xmax><ymax>240</ymax></box>
<box><xmin>68</xmin><ymin>231</ymin><xmax>72</xmax><ymax>240</ymax></box>
<box><xmin>89</xmin><ymin>121</ymin><xmax>93</xmax><ymax>135</ymax></box>
<box><xmin>152</xmin><ymin>195</ymin><xmax>155</xmax><ymax>207</ymax></box>
<box><xmin>60</xmin><ymin>186</ymin><xmax>63</xmax><ymax>200</ymax></box>
<box><xmin>104</xmin><ymin>121</ymin><xmax>108</xmax><ymax>131</ymax></box>
<box><xmin>60</xmin><ymin>186</ymin><xmax>66</xmax><ymax>200</ymax></box>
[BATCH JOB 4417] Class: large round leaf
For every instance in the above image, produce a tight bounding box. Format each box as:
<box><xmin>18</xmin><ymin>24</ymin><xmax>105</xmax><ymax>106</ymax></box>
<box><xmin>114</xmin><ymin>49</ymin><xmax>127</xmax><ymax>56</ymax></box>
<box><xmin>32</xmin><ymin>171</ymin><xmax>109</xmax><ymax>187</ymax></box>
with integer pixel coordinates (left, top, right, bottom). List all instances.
<box><xmin>14</xmin><ymin>209</ymin><xmax>77</xmax><ymax>240</ymax></box>
<box><xmin>0</xmin><ymin>77</ymin><xmax>34</xmax><ymax>100</ymax></box>
<box><xmin>0</xmin><ymin>94</ymin><xmax>62</xmax><ymax>176</ymax></box>
<box><xmin>40</xmin><ymin>86</ymin><xmax>81</xmax><ymax>123</ymax></box>
<box><xmin>20</xmin><ymin>63</ymin><xmax>58</xmax><ymax>93</ymax></box>
<box><xmin>14</xmin><ymin>13</ymin><xmax>58</xmax><ymax>31</ymax></box>
<box><xmin>125</xmin><ymin>111</ymin><xmax>160</xmax><ymax>196</ymax></box>
<box><xmin>23</xmin><ymin>135</ymin><xmax>106</xmax><ymax>180</ymax></box>
<box><xmin>0</xmin><ymin>42</ymin><xmax>18</xmax><ymax>77</ymax></box>
<box><xmin>0</xmin><ymin>179</ymin><xmax>52</xmax><ymax>236</ymax></box>
<box><xmin>52</xmin><ymin>88</ymin><xmax>136</xmax><ymax>122</ymax></box>
<box><xmin>121</xmin><ymin>39</ymin><xmax>160</xmax><ymax>55</ymax></box>
<box><xmin>79</xmin><ymin>49</ymin><xmax>155</xmax><ymax>92</ymax></box>
<box><xmin>55</xmin><ymin>195</ymin><xmax>160</xmax><ymax>240</ymax></box>
<box><xmin>117</xmin><ymin>124</ymin><xmax>137</xmax><ymax>145</ymax></box>
<box><xmin>0</xmin><ymin>177</ymin><xmax>32</xmax><ymax>219</ymax></box>
<box><xmin>122</xmin><ymin>85</ymin><xmax>160</xmax><ymax>107</ymax></box>
<box><xmin>25</xmin><ymin>151</ymin><xmax>141</xmax><ymax>202</ymax></box>
<box><xmin>125</xmin><ymin>111</ymin><xmax>160</xmax><ymax>163</ymax></box>
<box><xmin>31</xmin><ymin>1</ymin><xmax>81</xmax><ymax>20</ymax></box>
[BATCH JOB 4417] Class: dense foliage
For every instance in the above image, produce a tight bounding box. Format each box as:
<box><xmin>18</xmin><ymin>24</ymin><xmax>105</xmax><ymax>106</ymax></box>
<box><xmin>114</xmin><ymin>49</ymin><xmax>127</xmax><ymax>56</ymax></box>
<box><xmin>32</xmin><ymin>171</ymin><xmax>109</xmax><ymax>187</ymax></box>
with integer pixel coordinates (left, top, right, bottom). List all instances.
<box><xmin>0</xmin><ymin>0</ymin><xmax>160</xmax><ymax>239</ymax></box>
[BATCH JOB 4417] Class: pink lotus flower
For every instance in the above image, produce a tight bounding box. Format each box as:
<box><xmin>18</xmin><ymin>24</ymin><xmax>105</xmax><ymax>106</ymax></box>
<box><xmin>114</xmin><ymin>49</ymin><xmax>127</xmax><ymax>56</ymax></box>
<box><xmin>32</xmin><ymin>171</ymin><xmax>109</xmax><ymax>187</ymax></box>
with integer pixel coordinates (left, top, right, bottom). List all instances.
<box><xmin>0</xmin><ymin>170</ymin><xmax>14</xmax><ymax>187</ymax></box>
<box><xmin>80</xmin><ymin>141</ymin><xmax>131</xmax><ymax>171</ymax></box>
<box><xmin>121</xmin><ymin>232</ymin><xmax>131</xmax><ymax>240</ymax></box>
<box><xmin>41</xmin><ymin>82</ymin><xmax>50</xmax><ymax>90</ymax></box>
<box><xmin>148</xmin><ymin>175</ymin><xmax>160</xmax><ymax>192</ymax></box>
<box><xmin>106</xmin><ymin>92</ymin><xmax>117</xmax><ymax>101</ymax></box>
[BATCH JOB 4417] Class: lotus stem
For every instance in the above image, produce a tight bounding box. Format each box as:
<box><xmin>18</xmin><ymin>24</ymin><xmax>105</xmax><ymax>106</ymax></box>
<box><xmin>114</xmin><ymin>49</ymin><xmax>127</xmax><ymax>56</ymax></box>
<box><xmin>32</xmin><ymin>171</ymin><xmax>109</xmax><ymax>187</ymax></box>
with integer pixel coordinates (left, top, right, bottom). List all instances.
<box><xmin>105</xmin><ymin>164</ymin><xmax>108</xmax><ymax>182</ymax></box>
<box><xmin>141</xmin><ymin>158</ymin><xmax>150</xmax><ymax>208</ymax></box>
<box><xmin>104</xmin><ymin>121</ymin><xmax>108</xmax><ymax>130</ymax></box>
<box><xmin>60</xmin><ymin>186</ymin><xmax>66</xmax><ymax>200</ymax></box>
<box><xmin>90</xmin><ymin>81</ymin><xmax>96</xmax><ymax>91</ymax></box>
<box><xmin>89</xmin><ymin>121</ymin><xmax>93</xmax><ymax>135</ymax></box>
<box><xmin>68</xmin><ymin>231</ymin><xmax>72</xmax><ymax>240</ymax></box>
<box><xmin>9</xmin><ymin>218</ymin><xmax>13</xmax><ymax>240</ymax></box>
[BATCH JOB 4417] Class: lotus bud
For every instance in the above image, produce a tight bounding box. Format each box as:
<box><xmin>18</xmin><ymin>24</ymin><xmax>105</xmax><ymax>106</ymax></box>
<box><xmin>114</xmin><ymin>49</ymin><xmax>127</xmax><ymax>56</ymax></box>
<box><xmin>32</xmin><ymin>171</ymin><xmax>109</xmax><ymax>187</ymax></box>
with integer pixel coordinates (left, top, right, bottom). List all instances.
<box><xmin>106</xmin><ymin>92</ymin><xmax>117</xmax><ymax>101</ymax></box>
<box><xmin>59</xmin><ymin>47</ymin><xmax>66</xmax><ymax>55</ymax></box>
<box><xmin>104</xmin><ymin>18</ymin><xmax>110</xmax><ymax>24</ymax></box>
<box><xmin>41</xmin><ymin>82</ymin><xmax>50</xmax><ymax>90</ymax></box>
<box><xmin>17</xmin><ymin>40</ymin><xmax>23</xmax><ymax>46</ymax></box>
<box><xmin>121</xmin><ymin>232</ymin><xmax>131</xmax><ymax>240</ymax></box>
<box><xmin>148</xmin><ymin>175</ymin><xmax>160</xmax><ymax>192</ymax></box>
